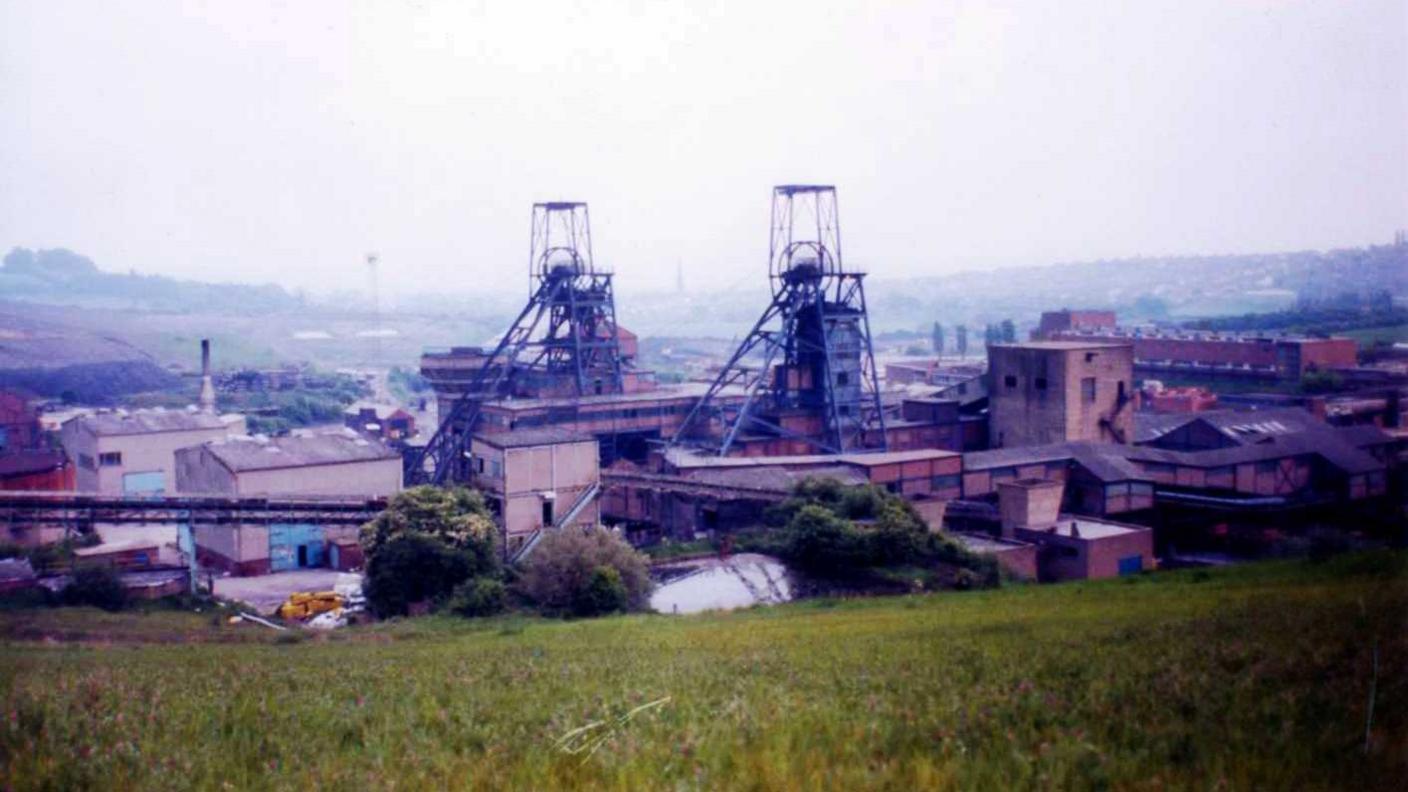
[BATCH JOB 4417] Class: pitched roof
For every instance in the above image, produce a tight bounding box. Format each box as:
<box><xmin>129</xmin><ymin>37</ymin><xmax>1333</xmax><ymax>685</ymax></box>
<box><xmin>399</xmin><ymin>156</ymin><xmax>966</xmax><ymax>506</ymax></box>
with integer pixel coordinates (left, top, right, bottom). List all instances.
<box><xmin>200</xmin><ymin>432</ymin><xmax>398</xmax><ymax>473</ymax></box>
<box><xmin>72</xmin><ymin>409</ymin><xmax>237</xmax><ymax>437</ymax></box>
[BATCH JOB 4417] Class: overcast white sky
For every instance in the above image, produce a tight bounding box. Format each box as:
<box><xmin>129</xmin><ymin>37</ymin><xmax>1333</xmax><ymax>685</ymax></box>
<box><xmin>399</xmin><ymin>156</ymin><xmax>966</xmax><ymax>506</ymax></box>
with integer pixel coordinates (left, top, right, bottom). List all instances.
<box><xmin>1</xmin><ymin>0</ymin><xmax>1404</xmax><ymax>297</ymax></box>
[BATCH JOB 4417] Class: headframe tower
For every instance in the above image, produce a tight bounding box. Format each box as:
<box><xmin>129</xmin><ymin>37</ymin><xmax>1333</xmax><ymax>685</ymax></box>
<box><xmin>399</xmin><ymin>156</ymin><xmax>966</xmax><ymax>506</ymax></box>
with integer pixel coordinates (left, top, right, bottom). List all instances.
<box><xmin>407</xmin><ymin>202</ymin><xmax>626</xmax><ymax>484</ymax></box>
<box><xmin>671</xmin><ymin>185</ymin><xmax>887</xmax><ymax>455</ymax></box>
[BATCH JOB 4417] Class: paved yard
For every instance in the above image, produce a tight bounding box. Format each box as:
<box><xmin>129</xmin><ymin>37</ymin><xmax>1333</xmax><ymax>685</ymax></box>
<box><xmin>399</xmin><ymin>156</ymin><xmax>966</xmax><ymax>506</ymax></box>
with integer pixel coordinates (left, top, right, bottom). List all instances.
<box><xmin>213</xmin><ymin>570</ymin><xmax>362</xmax><ymax>615</ymax></box>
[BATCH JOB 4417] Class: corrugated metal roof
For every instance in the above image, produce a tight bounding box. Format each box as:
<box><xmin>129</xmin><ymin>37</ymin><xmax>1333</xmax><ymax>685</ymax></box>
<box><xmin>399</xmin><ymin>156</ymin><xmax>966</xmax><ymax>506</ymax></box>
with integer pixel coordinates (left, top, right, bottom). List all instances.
<box><xmin>73</xmin><ymin>409</ymin><xmax>236</xmax><ymax>436</ymax></box>
<box><xmin>202</xmin><ymin>432</ymin><xmax>397</xmax><ymax>472</ymax></box>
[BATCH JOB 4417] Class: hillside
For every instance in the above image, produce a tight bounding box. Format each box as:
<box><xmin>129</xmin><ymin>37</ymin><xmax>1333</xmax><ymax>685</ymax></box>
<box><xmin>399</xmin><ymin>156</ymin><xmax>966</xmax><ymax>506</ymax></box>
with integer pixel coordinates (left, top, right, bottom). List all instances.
<box><xmin>1</xmin><ymin>553</ymin><xmax>1403</xmax><ymax>790</ymax></box>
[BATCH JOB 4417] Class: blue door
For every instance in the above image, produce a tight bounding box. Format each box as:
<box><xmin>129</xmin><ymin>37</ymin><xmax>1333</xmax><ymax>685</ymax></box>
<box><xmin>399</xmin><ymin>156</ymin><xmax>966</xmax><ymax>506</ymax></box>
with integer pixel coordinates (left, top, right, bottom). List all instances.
<box><xmin>1117</xmin><ymin>555</ymin><xmax>1143</xmax><ymax>576</ymax></box>
<box><xmin>268</xmin><ymin>524</ymin><xmax>326</xmax><ymax>571</ymax></box>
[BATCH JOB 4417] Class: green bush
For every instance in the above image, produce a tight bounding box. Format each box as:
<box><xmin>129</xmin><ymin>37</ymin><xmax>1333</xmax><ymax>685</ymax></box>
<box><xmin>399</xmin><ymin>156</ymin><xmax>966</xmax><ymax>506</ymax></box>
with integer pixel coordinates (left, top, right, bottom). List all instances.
<box><xmin>516</xmin><ymin>529</ymin><xmax>652</xmax><ymax>617</ymax></box>
<box><xmin>61</xmin><ymin>566</ymin><xmax>128</xmax><ymax>612</ymax></box>
<box><xmin>359</xmin><ymin>487</ymin><xmax>502</xmax><ymax>617</ymax></box>
<box><xmin>574</xmin><ymin>566</ymin><xmax>629</xmax><ymax>617</ymax></box>
<box><xmin>364</xmin><ymin>535</ymin><xmax>475</xmax><ymax>618</ymax></box>
<box><xmin>447</xmin><ymin>577</ymin><xmax>507</xmax><ymax>618</ymax></box>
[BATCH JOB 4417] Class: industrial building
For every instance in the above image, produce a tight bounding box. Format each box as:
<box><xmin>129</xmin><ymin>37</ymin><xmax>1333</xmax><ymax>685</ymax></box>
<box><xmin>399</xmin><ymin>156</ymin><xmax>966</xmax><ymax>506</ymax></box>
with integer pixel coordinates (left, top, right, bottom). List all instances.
<box><xmin>962</xmin><ymin>407</ymin><xmax>1391</xmax><ymax>514</ymax></box>
<box><xmin>174</xmin><ymin>431</ymin><xmax>401</xmax><ymax>575</ymax></box>
<box><xmin>343</xmin><ymin>402</ymin><xmax>416</xmax><ymax>443</ymax></box>
<box><xmin>0</xmin><ymin>390</ymin><xmax>73</xmax><ymax>492</ymax></box>
<box><xmin>59</xmin><ymin>408</ymin><xmax>246</xmax><ymax>494</ymax></box>
<box><xmin>955</xmin><ymin>478</ymin><xmax>1153</xmax><ymax>582</ymax></box>
<box><xmin>469</xmin><ymin>428</ymin><xmax>600</xmax><ymax>551</ymax></box>
<box><xmin>1033</xmin><ymin>310</ymin><xmax>1358</xmax><ymax>382</ymax></box>
<box><xmin>603</xmin><ymin>447</ymin><xmax>961</xmax><ymax>539</ymax></box>
<box><xmin>987</xmin><ymin>341</ymin><xmax>1135</xmax><ymax>448</ymax></box>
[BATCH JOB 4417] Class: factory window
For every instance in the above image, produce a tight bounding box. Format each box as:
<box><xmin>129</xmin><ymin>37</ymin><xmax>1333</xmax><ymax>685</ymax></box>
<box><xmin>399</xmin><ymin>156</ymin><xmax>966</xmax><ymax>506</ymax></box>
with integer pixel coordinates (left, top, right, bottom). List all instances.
<box><xmin>1256</xmin><ymin>460</ymin><xmax>1278</xmax><ymax>474</ymax></box>
<box><xmin>931</xmin><ymin>474</ymin><xmax>960</xmax><ymax>490</ymax></box>
<box><xmin>99</xmin><ymin>452</ymin><xmax>123</xmax><ymax>467</ymax></box>
<box><xmin>837</xmin><ymin>372</ymin><xmax>849</xmax><ymax>386</ymax></box>
<box><xmin>1081</xmin><ymin>377</ymin><xmax>1097</xmax><ymax>403</ymax></box>
<box><xmin>1034</xmin><ymin>377</ymin><xmax>1047</xmax><ymax>391</ymax></box>
<box><xmin>1003</xmin><ymin>375</ymin><xmax>1017</xmax><ymax>389</ymax></box>
<box><xmin>838</xmin><ymin>406</ymin><xmax>851</xmax><ymax>416</ymax></box>
<box><xmin>542</xmin><ymin>500</ymin><xmax>554</xmax><ymax>527</ymax></box>
<box><xmin>78</xmin><ymin>453</ymin><xmax>96</xmax><ymax>470</ymax></box>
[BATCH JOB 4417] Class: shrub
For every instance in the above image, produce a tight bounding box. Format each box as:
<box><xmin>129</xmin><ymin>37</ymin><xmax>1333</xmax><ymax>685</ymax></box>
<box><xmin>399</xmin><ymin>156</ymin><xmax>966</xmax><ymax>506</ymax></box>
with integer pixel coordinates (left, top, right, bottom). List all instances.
<box><xmin>361</xmin><ymin>486</ymin><xmax>499</xmax><ymax>570</ymax></box>
<box><xmin>516</xmin><ymin>529</ymin><xmax>652</xmax><ymax>617</ymax></box>
<box><xmin>61</xmin><ymin>566</ymin><xmax>128</xmax><ymax>611</ymax></box>
<box><xmin>783</xmin><ymin>504</ymin><xmax>869</xmax><ymax>574</ymax></box>
<box><xmin>574</xmin><ymin>566</ymin><xmax>629</xmax><ymax>617</ymax></box>
<box><xmin>364</xmin><ymin>534</ymin><xmax>476</xmax><ymax>617</ymax></box>
<box><xmin>360</xmin><ymin>487</ymin><xmax>502</xmax><ymax>617</ymax></box>
<box><xmin>448</xmin><ymin>577</ymin><xmax>507</xmax><ymax>618</ymax></box>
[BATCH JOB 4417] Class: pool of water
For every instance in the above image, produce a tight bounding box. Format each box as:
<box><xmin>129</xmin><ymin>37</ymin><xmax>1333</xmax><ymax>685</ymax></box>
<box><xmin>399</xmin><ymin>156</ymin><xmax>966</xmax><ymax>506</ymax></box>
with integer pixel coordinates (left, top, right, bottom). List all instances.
<box><xmin>650</xmin><ymin>553</ymin><xmax>793</xmax><ymax>615</ymax></box>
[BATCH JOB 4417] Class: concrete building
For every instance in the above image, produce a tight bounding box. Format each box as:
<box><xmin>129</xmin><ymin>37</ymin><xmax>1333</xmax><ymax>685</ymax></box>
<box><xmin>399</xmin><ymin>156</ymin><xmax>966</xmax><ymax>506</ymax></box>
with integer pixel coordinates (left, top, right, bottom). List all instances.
<box><xmin>60</xmin><ymin>409</ymin><xmax>246</xmax><ymax>494</ymax></box>
<box><xmin>470</xmin><ymin>428</ymin><xmax>601</xmax><ymax>548</ymax></box>
<box><xmin>175</xmin><ymin>431</ymin><xmax>401</xmax><ymax>575</ymax></box>
<box><xmin>953</xmin><ymin>478</ymin><xmax>1154</xmax><ymax>582</ymax></box>
<box><xmin>988</xmin><ymin>341</ymin><xmax>1135</xmax><ymax>448</ymax></box>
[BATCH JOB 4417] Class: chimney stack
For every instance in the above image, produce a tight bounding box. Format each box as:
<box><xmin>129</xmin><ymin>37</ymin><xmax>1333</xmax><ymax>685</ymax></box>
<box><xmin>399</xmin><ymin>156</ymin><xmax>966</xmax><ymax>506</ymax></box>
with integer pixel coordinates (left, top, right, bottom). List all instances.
<box><xmin>198</xmin><ymin>338</ymin><xmax>217</xmax><ymax>414</ymax></box>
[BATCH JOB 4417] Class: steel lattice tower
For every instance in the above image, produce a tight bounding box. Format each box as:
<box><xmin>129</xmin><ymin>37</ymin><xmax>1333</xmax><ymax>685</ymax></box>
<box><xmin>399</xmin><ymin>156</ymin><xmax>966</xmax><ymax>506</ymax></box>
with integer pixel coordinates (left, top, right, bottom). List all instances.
<box><xmin>672</xmin><ymin>185</ymin><xmax>887</xmax><ymax>455</ymax></box>
<box><xmin>406</xmin><ymin>202</ymin><xmax>626</xmax><ymax>485</ymax></box>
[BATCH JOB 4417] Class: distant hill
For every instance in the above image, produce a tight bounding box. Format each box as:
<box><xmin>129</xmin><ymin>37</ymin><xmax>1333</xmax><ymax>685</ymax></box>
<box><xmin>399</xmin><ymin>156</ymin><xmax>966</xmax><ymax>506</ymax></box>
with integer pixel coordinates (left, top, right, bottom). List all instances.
<box><xmin>614</xmin><ymin>241</ymin><xmax>1408</xmax><ymax>337</ymax></box>
<box><xmin>0</xmin><ymin>247</ymin><xmax>302</xmax><ymax>313</ymax></box>
<box><xmin>0</xmin><ymin>303</ymin><xmax>177</xmax><ymax>403</ymax></box>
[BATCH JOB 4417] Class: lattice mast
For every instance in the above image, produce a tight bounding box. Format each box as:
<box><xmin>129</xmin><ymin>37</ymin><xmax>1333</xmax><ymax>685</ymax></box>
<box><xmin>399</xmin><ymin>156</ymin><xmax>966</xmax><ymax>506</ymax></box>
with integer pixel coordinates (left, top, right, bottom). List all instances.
<box><xmin>671</xmin><ymin>185</ymin><xmax>887</xmax><ymax>455</ymax></box>
<box><xmin>406</xmin><ymin>202</ymin><xmax>625</xmax><ymax>485</ymax></box>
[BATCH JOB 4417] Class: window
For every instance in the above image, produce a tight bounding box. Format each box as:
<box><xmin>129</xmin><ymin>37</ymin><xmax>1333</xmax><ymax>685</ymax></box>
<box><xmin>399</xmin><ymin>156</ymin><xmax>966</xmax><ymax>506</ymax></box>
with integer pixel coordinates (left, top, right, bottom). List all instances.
<box><xmin>542</xmin><ymin>499</ymin><xmax>554</xmax><ymax>527</ymax></box>
<box><xmin>1004</xmin><ymin>375</ymin><xmax>1017</xmax><ymax>389</ymax></box>
<box><xmin>99</xmin><ymin>451</ymin><xmax>123</xmax><ymax>467</ymax></box>
<box><xmin>78</xmin><ymin>453</ymin><xmax>96</xmax><ymax>471</ymax></box>
<box><xmin>0</xmin><ymin>427</ymin><xmax>7</xmax><ymax>451</ymax></box>
<box><xmin>1081</xmin><ymin>377</ymin><xmax>1097</xmax><ymax>403</ymax></box>
<box><xmin>1256</xmin><ymin>460</ymin><xmax>1278</xmax><ymax>474</ymax></box>
<box><xmin>931</xmin><ymin>474</ymin><xmax>961</xmax><ymax>490</ymax></box>
<box><xmin>1034</xmin><ymin>377</ymin><xmax>1047</xmax><ymax>391</ymax></box>
<box><xmin>836</xmin><ymin>372</ymin><xmax>849</xmax><ymax>386</ymax></box>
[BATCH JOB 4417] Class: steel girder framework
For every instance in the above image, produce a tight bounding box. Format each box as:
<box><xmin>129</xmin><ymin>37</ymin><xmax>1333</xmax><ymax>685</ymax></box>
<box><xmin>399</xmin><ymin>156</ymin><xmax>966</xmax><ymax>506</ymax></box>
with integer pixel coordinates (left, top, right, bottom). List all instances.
<box><xmin>671</xmin><ymin>185</ymin><xmax>887</xmax><ymax>455</ymax></box>
<box><xmin>0</xmin><ymin>491</ymin><xmax>386</xmax><ymax>528</ymax></box>
<box><xmin>406</xmin><ymin>202</ymin><xmax>625</xmax><ymax>485</ymax></box>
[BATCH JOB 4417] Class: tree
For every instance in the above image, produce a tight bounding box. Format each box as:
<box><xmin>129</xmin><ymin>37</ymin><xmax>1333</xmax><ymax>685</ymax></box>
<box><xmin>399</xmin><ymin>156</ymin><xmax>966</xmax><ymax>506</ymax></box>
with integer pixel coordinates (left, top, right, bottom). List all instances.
<box><xmin>1000</xmin><ymin>319</ymin><xmax>1016</xmax><ymax>343</ymax></box>
<box><xmin>359</xmin><ymin>486</ymin><xmax>501</xmax><ymax>617</ymax></box>
<box><xmin>930</xmin><ymin>322</ymin><xmax>945</xmax><ymax>355</ymax></box>
<box><xmin>364</xmin><ymin>534</ymin><xmax>479</xmax><ymax>617</ymax></box>
<box><xmin>360</xmin><ymin>486</ymin><xmax>498</xmax><ymax>572</ymax></box>
<box><xmin>516</xmin><ymin>529</ymin><xmax>652</xmax><ymax>617</ymax></box>
<box><xmin>955</xmin><ymin>325</ymin><xmax>968</xmax><ymax>358</ymax></box>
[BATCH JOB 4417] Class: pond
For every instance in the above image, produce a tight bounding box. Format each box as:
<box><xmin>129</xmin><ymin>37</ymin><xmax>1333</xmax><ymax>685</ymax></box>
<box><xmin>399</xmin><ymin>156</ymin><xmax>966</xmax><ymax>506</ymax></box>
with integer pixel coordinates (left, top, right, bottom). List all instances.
<box><xmin>649</xmin><ymin>553</ymin><xmax>794</xmax><ymax>615</ymax></box>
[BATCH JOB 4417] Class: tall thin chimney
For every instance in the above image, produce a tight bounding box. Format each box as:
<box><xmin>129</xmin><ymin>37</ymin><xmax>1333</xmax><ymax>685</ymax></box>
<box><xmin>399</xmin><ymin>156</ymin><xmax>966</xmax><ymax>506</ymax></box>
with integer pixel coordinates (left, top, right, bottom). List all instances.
<box><xmin>198</xmin><ymin>338</ymin><xmax>216</xmax><ymax>414</ymax></box>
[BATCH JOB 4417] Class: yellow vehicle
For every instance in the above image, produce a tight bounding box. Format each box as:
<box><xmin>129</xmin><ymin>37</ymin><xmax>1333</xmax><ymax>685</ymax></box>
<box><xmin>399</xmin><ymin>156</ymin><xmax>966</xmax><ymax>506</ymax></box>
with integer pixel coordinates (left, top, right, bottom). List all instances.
<box><xmin>276</xmin><ymin>591</ymin><xmax>344</xmax><ymax>621</ymax></box>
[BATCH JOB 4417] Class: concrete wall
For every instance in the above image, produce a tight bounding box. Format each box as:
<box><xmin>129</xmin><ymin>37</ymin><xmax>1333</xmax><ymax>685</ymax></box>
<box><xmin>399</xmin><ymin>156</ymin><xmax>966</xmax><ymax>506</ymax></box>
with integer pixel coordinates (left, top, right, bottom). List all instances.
<box><xmin>234</xmin><ymin>459</ymin><xmax>402</xmax><ymax>497</ymax></box>
<box><xmin>63</xmin><ymin>420</ymin><xmax>243</xmax><ymax>495</ymax></box>
<box><xmin>474</xmin><ymin>438</ymin><xmax>600</xmax><ymax>537</ymax></box>
<box><xmin>989</xmin><ymin>344</ymin><xmax>1134</xmax><ymax>448</ymax></box>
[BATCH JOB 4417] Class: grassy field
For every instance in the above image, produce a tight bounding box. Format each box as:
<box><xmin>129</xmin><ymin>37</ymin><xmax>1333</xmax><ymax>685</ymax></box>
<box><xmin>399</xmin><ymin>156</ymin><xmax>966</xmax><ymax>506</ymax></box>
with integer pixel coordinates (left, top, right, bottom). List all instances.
<box><xmin>2</xmin><ymin>553</ymin><xmax>1405</xmax><ymax>790</ymax></box>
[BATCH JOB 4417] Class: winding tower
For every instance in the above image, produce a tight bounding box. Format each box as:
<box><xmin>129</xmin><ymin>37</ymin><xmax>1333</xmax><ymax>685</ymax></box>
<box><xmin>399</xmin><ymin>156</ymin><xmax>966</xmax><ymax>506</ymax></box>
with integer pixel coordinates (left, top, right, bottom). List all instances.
<box><xmin>407</xmin><ymin>202</ymin><xmax>625</xmax><ymax>485</ymax></box>
<box><xmin>671</xmin><ymin>185</ymin><xmax>887</xmax><ymax>455</ymax></box>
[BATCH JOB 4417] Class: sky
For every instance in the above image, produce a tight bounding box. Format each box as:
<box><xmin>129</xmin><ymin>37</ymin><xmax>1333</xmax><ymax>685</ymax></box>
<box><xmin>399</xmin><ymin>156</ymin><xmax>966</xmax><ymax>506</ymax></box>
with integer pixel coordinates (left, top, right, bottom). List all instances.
<box><xmin>1</xmin><ymin>0</ymin><xmax>1404</xmax><ymax>298</ymax></box>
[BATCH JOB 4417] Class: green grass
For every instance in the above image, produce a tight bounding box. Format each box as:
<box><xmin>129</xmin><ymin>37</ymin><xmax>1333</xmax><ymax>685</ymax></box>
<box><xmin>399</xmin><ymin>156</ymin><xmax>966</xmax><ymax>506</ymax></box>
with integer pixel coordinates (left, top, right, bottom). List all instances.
<box><xmin>2</xmin><ymin>553</ymin><xmax>1405</xmax><ymax>790</ymax></box>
